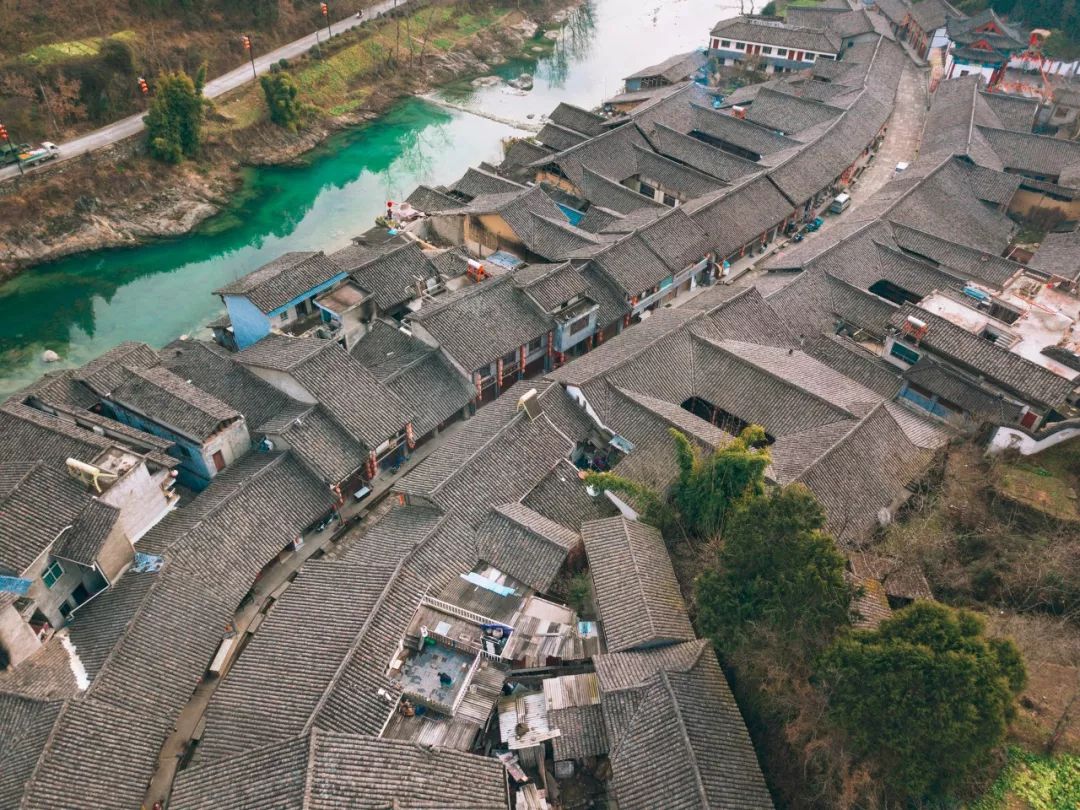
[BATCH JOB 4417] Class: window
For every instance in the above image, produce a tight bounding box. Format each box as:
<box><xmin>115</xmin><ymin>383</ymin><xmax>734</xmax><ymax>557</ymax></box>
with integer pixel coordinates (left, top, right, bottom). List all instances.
<box><xmin>735</xmin><ymin>41</ymin><xmax>745</xmax><ymax>50</ymax></box>
<box><xmin>889</xmin><ymin>342</ymin><xmax>921</xmax><ymax>365</ymax></box>
<box><xmin>503</xmin><ymin>350</ymin><xmax>518</xmax><ymax>365</ymax></box>
<box><xmin>639</xmin><ymin>181</ymin><xmax>658</xmax><ymax>199</ymax></box>
<box><xmin>662</xmin><ymin>193</ymin><xmax>678</xmax><ymax>207</ymax></box>
<box><xmin>279</xmin><ymin>311</ymin><xmax>289</xmax><ymax>322</ymax></box>
<box><xmin>721</xmin><ymin>39</ymin><xmax>732</xmax><ymax>48</ymax></box>
<box><xmin>777</xmin><ymin>48</ymin><xmax>787</xmax><ymax>56</ymax></box>
<box><xmin>42</xmin><ymin>561</ymin><xmax>64</xmax><ymax>589</ymax></box>
<box><xmin>761</xmin><ymin>46</ymin><xmax>772</xmax><ymax>54</ymax></box>
<box><xmin>528</xmin><ymin>336</ymin><xmax>544</xmax><ymax>352</ymax></box>
<box><xmin>807</xmin><ymin>53</ymin><xmax>816</xmax><ymax>61</ymax></box>
<box><xmin>570</xmin><ymin>316</ymin><xmax>591</xmax><ymax>335</ymax></box>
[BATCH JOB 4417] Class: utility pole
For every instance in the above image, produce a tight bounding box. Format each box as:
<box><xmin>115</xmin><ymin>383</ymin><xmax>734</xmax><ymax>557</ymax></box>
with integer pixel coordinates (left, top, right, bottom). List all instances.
<box><xmin>0</xmin><ymin>122</ymin><xmax>23</xmax><ymax>176</ymax></box>
<box><xmin>242</xmin><ymin>34</ymin><xmax>257</xmax><ymax>81</ymax></box>
<box><xmin>321</xmin><ymin>3</ymin><xmax>332</xmax><ymax>38</ymax></box>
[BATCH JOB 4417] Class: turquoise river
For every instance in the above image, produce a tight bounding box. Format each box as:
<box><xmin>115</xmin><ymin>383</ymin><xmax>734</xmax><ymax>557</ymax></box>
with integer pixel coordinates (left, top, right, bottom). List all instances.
<box><xmin>0</xmin><ymin>0</ymin><xmax>751</xmax><ymax>395</ymax></box>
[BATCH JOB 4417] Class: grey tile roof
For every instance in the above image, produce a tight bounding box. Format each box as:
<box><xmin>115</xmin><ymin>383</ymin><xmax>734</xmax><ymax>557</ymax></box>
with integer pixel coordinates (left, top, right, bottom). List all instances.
<box><xmin>272</xmin><ymin>405</ymin><xmax>368</xmax><ymax>484</ymax></box>
<box><xmin>769</xmin><ymin>418</ymin><xmax>860</xmax><ymax>483</ymax></box>
<box><xmin>582</xmin><ymin>516</ymin><xmax>694</xmax><ymax>653</ymax></box>
<box><xmin>692</xmin><ymin>336</ymin><xmax>882</xmax><ymax>436</ymax></box>
<box><xmin>686</xmin><ymin>175</ymin><xmax>793</xmax><ymax>259</ymax></box>
<box><xmin>633</xmin><ymin>144</ymin><xmax>728</xmax><ymax>198</ymax></box>
<box><xmin>397</xmin><ymin>394</ymin><xmax>574</xmax><ymax>528</ymax></box>
<box><xmin>599</xmin><ymin>640</ymin><xmax>774</xmax><ymax>810</ymax></box>
<box><xmin>550</xmin><ymin>703</ymin><xmax>608</xmax><ymax>761</ymax></box>
<box><xmin>890</xmin><ymin>303</ymin><xmax>1076</xmax><ymax>407</ymax></box>
<box><xmin>786</xmin><ymin>7</ymin><xmax>876</xmax><ymax>37</ymax></box>
<box><xmin>795</xmin><ymin>401</ymin><xmax>948</xmax><ymax>543</ymax></box>
<box><xmin>535</xmin><ymin>122</ymin><xmax>653</xmax><ymax>190</ymax></box>
<box><xmin>804</xmin><ymin>334</ymin><xmax>902</xmax><ymax>398</ymax></box>
<box><xmin>0</xmin><ymin>461</ymin><xmax>103</xmax><ymax>574</ymax></box>
<box><xmin>159</xmin><ymin>339</ymin><xmax>294</xmax><ymax>431</ymax></box>
<box><xmin>980</xmin><ymin>90</ymin><xmax>1038</xmax><ymax>133</ymax></box>
<box><xmin>347</xmin><ymin>240</ymin><xmax>437</xmax><ymax>311</ymax></box>
<box><xmin>521</xmin><ymin>460</ymin><xmax>619</xmax><ymax>531</ymax></box>
<box><xmin>920</xmin><ymin>77</ymin><xmax>1005</xmax><ymax>170</ymax></box>
<box><xmin>0</xmin><ymin>694</ymin><xmax>63</xmax><ymax>808</ymax></box>
<box><xmin>625</xmin><ymin>50</ymin><xmax>710</xmax><ymax>84</ymax></box>
<box><xmin>746</xmin><ymin>87</ymin><xmax>844</xmax><ymax>135</ymax></box>
<box><xmin>14</xmin><ymin>696</ymin><xmax>174</xmax><ymax>810</ymax></box>
<box><xmin>500</xmin><ymin>138</ymin><xmax>554</xmax><ymax>172</ymax></box>
<box><xmin>649</xmin><ymin>123</ymin><xmax>762</xmax><ymax>183</ymax></box>
<box><xmin>907</xmin><ymin>0</ymin><xmax>958</xmax><ymax>32</ymax></box>
<box><xmin>403</xmin><ymin>184</ymin><xmax>466</xmax><ymax>213</ymax></box>
<box><xmin>327</xmin><ymin>234</ymin><xmax>411</xmax><ymax>273</ymax></box>
<box><xmin>214</xmin><ymin>252</ymin><xmax>344</xmax><ymax>315</ymax></box>
<box><xmin>539</xmin><ymin>121</ymin><xmax>590</xmax><ymax>151</ymax></box>
<box><xmin>514</xmin><ymin>261</ymin><xmax>592</xmax><ymax>313</ymax></box>
<box><xmin>691</xmin><ymin>104</ymin><xmax>801</xmax><ymax>159</ymax></box>
<box><xmin>15</xmin><ymin>368</ymin><xmax>99</xmax><ymax>411</ymax></box>
<box><xmin>549</xmin><ymin>102</ymin><xmax>608</xmax><ymax>137</ymax></box>
<box><xmin>889</xmin><ymin>223</ymin><xmax>1020</xmax><ymax>288</ymax></box>
<box><xmin>173</xmin><ymin>730</ymin><xmax>510</xmax><ymax>810</ymax></box>
<box><xmin>476</xmin><ymin>501</ymin><xmax>581</xmax><ymax>592</ymax></box>
<box><xmin>629</xmin><ymin>81</ymin><xmax>716</xmax><ymax>138</ymax></box>
<box><xmin>711</xmin><ymin>15</ymin><xmax>841</xmax><ymax>53</ymax></box>
<box><xmin>287</xmin><ymin>342</ymin><xmax>411</xmax><ymax>448</ymax></box>
<box><xmin>576</xmin><ymin>204</ymin><xmax>623</xmax><ymax>233</ymax></box>
<box><xmin>1029</xmin><ymin>229</ymin><xmax>1080</xmax><ymax>282</ymax></box>
<box><xmin>979</xmin><ymin>126</ymin><xmax>1080</xmax><ymax>181</ymax></box>
<box><xmin>382</xmin><ymin>350</ymin><xmax>475</xmax><ymax>437</ymax></box>
<box><xmin>451</xmin><ymin>166</ymin><xmax>525</xmax><ymax>199</ymax></box>
<box><xmin>904</xmin><ymin>358</ymin><xmax>1024</xmax><ymax>421</ymax></box>
<box><xmin>53</xmin><ymin>497</ymin><xmax>121</xmax><ymax>566</ymax></box>
<box><xmin>407</xmin><ymin>275</ymin><xmax>553</xmax><ymax>373</ymax></box>
<box><xmin>238</xmin><ymin>337</ymin><xmax>410</xmax><ymax>448</ymax></box>
<box><xmin>110</xmin><ymin>365</ymin><xmax>241</xmax><ymax>440</ymax></box>
<box><xmin>580</xmin><ymin>167</ymin><xmax>664</xmax><ymax>215</ymax></box>
<box><xmin>72</xmin><ymin>341</ymin><xmax>161</xmax><ymax>397</ymax></box>
<box><xmin>349</xmin><ymin>319</ymin><xmax>433</xmax><ymax>379</ymax></box>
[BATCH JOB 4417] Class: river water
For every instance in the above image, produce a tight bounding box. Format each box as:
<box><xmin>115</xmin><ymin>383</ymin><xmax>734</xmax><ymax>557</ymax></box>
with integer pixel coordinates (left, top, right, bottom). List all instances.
<box><xmin>0</xmin><ymin>0</ymin><xmax>753</xmax><ymax>396</ymax></box>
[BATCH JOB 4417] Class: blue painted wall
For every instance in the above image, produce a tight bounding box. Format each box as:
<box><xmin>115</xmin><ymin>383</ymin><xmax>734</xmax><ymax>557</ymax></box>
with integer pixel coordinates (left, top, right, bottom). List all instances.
<box><xmin>101</xmin><ymin>402</ymin><xmax>214</xmax><ymax>490</ymax></box>
<box><xmin>555</xmin><ymin>310</ymin><xmax>599</xmax><ymax>352</ymax></box>
<box><xmin>224</xmin><ymin>295</ymin><xmax>272</xmax><ymax>350</ymax></box>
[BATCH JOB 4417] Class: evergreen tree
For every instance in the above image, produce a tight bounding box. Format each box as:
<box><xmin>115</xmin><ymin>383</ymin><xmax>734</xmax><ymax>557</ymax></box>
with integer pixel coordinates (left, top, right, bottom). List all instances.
<box><xmin>260</xmin><ymin>71</ymin><xmax>302</xmax><ymax>130</ymax></box>
<box><xmin>696</xmin><ymin>484</ymin><xmax>854</xmax><ymax>652</ymax></box>
<box><xmin>817</xmin><ymin>602</ymin><xmax>1026</xmax><ymax>801</ymax></box>
<box><xmin>144</xmin><ymin>70</ymin><xmax>203</xmax><ymax>163</ymax></box>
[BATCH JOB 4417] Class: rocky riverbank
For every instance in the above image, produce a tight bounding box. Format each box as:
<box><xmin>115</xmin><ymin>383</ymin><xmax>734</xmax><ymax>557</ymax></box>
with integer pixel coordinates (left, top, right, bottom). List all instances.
<box><xmin>0</xmin><ymin>0</ymin><xmax>578</xmax><ymax>279</ymax></box>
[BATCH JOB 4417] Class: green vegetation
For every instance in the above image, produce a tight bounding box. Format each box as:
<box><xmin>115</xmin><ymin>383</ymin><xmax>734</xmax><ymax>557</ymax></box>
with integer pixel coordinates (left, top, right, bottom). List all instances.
<box><xmin>697</xmin><ymin>485</ymin><xmax>854</xmax><ymax>652</ymax></box>
<box><xmin>260</xmin><ymin>72</ymin><xmax>303</xmax><ymax>130</ymax></box>
<box><xmin>585</xmin><ymin>426</ymin><xmax>769</xmax><ymax>542</ymax></box>
<box><xmin>145</xmin><ymin>68</ymin><xmax>205</xmax><ymax>163</ymax></box>
<box><xmin>973</xmin><ymin>746</ymin><xmax>1080</xmax><ymax>810</ymax></box>
<box><xmin>818</xmin><ymin>603</ymin><xmax>1026</xmax><ymax>802</ymax></box>
<box><xmin>566</xmin><ymin>571</ymin><xmax>593</xmax><ymax>619</ymax></box>
<box><xmin>18</xmin><ymin>31</ymin><xmax>137</xmax><ymax>67</ymax></box>
<box><xmin>995</xmin><ymin>439</ymin><xmax>1080</xmax><ymax>523</ymax></box>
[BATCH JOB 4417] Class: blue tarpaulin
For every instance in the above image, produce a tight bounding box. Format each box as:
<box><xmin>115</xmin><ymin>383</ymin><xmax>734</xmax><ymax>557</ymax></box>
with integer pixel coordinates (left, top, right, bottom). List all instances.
<box><xmin>0</xmin><ymin>576</ymin><xmax>32</xmax><ymax>595</ymax></box>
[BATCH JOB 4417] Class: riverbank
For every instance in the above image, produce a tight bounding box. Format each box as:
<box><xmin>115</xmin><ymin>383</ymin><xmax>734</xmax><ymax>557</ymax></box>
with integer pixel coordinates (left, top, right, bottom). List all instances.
<box><xmin>0</xmin><ymin>0</ymin><xmax>577</xmax><ymax>279</ymax></box>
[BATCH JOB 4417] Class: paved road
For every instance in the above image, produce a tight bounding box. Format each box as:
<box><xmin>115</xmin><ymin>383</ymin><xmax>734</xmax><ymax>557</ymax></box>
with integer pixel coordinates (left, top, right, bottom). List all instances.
<box><xmin>0</xmin><ymin>0</ymin><xmax>406</xmax><ymax>183</ymax></box>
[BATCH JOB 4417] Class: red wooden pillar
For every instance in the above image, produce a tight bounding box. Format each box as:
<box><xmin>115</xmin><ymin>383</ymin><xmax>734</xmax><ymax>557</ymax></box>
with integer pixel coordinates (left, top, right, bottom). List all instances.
<box><xmin>519</xmin><ymin>345</ymin><xmax>527</xmax><ymax>380</ymax></box>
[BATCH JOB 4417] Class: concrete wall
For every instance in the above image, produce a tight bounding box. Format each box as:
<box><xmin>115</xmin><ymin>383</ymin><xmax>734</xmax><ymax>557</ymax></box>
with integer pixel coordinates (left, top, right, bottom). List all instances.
<box><xmin>196</xmin><ymin>420</ymin><xmax>252</xmax><ymax>483</ymax></box>
<box><xmin>224</xmin><ymin>294</ymin><xmax>272</xmax><ymax>350</ymax></box>
<box><xmin>429</xmin><ymin>214</ymin><xmax>465</xmax><ymax>247</ymax></box>
<box><xmin>0</xmin><ymin>603</ymin><xmax>41</xmax><ymax>669</ymax></box>
<box><xmin>987</xmin><ymin>424</ymin><xmax>1080</xmax><ymax>456</ymax></box>
<box><xmin>244</xmin><ymin>366</ymin><xmax>318</xmax><ymax>403</ymax></box>
<box><xmin>99</xmin><ymin>463</ymin><xmax>174</xmax><ymax>544</ymax></box>
<box><xmin>93</xmin><ymin>524</ymin><xmax>135</xmax><ymax>584</ymax></box>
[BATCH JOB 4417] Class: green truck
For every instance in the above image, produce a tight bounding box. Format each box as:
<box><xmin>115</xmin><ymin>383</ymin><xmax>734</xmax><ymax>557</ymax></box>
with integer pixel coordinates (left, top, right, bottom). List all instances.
<box><xmin>1</xmin><ymin>141</ymin><xmax>31</xmax><ymax>166</ymax></box>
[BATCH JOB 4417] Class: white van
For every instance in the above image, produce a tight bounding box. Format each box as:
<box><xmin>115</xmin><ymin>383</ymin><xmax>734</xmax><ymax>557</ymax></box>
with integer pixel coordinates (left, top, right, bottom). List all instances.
<box><xmin>829</xmin><ymin>192</ymin><xmax>851</xmax><ymax>214</ymax></box>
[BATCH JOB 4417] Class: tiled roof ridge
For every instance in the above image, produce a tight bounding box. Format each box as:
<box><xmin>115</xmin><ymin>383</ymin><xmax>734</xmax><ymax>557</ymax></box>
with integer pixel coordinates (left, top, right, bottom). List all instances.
<box><xmin>661</xmin><ymin>669</ymin><xmax>713</xmax><ymax>810</ymax></box>
<box><xmin>84</xmin><ymin>454</ymin><xmax>294</xmax><ymax>697</ymax></box>
<box><xmin>792</xmin><ymin>400</ymin><xmax>893</xmax><ymax>486</ymax></box>
<box><xmin>121</xmin><ymin>365</ymin><xmax>240</xmax><ymax>422</ymax></box>
<box><xmin>493</xmin><ymin>501</ymin><xmax>580</xmax><ymax>550</ymax></box>
<box><xmin>691</xmin><ymin>332</ymin><xmax>858</xmax><ymax>420</ymax></box>
<box><xmin>302</xmin><ymin>727</ymin><xmax>319</xmax><ymax>810</ymax></box>
<box><xmin>618</xmin><ymin>518</ymin><xmax>664</xmax><ymax>649</ymax></box>
<box><xmin>538</xmin><ymin>119</ymin><xmax>644</xmax><ymax>163</ymax></box>
<box><xmin>15</xmin><ymin>696</ymin><xmax>73</xmax><ymax>810</ymax></box>
<box><xmin>410</xmin><ymin>273</ymin><xmax>515</xmax><ymax>322</ymax></box>
<box><xmin>303</xmin><ymin>507</ymin><xmax>466</xmax><ymax>736</ymax></box>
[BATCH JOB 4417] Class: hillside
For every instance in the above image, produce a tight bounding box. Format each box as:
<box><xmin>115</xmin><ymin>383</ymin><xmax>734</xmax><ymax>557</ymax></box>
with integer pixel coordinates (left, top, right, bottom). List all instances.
<box><xmin>0</xmin><ymin>0</ymin><xmax>354</xmax><ymax>142</ymax></box>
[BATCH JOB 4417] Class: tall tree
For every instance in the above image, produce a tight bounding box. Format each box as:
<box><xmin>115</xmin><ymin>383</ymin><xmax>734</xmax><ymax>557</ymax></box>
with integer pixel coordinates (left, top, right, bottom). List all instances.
<box><xmin>260</xmin><ymin>71</ymin><xmax>302</xmax><ymax>130</ymax></box>
<box><xmin>144</xmin><ymin>70</ymin><xmax>203</xmax><ymax>163</ymax></box>
<box><xmin>696</xmin><ymin>484</ymin><xmax>853</xmax><ymax>652</ymax></box>
<box><xmin>816</xmin><ymin>602</ymin><xmax>1026</xmax><ymax>801</ymax></box>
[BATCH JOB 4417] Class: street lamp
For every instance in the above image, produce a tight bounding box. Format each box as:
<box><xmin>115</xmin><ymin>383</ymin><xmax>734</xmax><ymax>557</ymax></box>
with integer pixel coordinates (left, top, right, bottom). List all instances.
<box><xmin>241</xmin><ymin>34</ymin><xmax>257</xmax><ymax>80</ymax></box>
<box><xmin>0</xmin><ymin>122</ymin><xmax>24</xmax><ymax>176</ymax></box>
